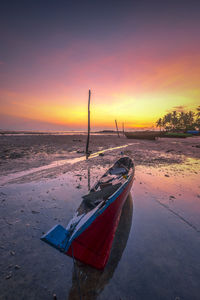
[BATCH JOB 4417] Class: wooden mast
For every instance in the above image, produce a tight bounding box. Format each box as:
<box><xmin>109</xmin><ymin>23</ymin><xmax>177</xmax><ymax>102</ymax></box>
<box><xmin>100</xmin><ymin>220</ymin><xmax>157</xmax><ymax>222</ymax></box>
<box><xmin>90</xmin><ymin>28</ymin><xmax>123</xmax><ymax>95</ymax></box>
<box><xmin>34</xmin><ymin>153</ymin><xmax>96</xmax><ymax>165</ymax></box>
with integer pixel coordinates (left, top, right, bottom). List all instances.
<box><xmin>86</xmin><ymin>89</ymin><xmax>91</xmax><ymax>156</ymax></box>
<box><xmin>115</xmin><ymin>119</ymin><xmax>120</xmax><ymax>137</ymax></box>
<box><xmin>122</xmin><ymin>122</ymin><xmax>125</xmax><ymax>135</ymax></box>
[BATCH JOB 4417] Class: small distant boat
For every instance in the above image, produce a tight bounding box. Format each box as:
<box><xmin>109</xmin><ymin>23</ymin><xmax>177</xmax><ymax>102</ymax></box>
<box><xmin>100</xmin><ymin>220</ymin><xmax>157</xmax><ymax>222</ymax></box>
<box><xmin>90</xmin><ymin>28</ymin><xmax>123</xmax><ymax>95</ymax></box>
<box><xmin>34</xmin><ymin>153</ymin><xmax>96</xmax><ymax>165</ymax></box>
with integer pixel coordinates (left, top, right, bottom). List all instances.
<box><xmin>41</xmin><ymin>157</ymin><xmax>134</xmax><ymax>269</ymax></box>
<box><xmin>186</xmin><ymin>130</ymin><xmax>200</xmax><ymax>136</ymax></box>
<box><xmin>125</xmin><ymin>131</ymin><xmax>161</xmax><ymax>140</ymax></box>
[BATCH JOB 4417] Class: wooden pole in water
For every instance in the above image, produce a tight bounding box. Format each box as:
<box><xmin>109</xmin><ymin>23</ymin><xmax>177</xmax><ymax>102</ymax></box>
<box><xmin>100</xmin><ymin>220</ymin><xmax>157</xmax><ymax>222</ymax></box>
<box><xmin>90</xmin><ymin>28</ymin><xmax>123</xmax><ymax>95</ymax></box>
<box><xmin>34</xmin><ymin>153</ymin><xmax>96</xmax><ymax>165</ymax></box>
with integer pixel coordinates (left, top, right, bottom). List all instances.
<box><xmin>86</xmin><ymin>89</ymin><xmax>91</xmax><ymax>156</ymax></box>
<box><xmin>115</xmin><ymin>119</ymin><xmax>120</xmax><ymax>137</ymax></box>
<box><xmin>87</xmin><ymin>167</ymin><xmax>91</xmax><ymax>191</ymax></box>
<box><xmin>122</xmin><ymin>122</ymin><xmax>125</xmax><ymax>135</ymax></box>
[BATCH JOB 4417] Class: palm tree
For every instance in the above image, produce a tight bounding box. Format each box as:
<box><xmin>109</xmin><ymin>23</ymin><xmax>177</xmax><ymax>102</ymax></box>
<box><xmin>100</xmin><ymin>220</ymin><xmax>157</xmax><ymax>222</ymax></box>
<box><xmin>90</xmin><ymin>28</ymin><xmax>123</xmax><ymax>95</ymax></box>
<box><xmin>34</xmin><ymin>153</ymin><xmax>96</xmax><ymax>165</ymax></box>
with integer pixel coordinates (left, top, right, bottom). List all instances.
<box><xmin>195</xmin><ymin>106</ymin><xmax>200</xmax><ymax>130</ymax></box>
<box><xmin>188</xmin><ymin>111</ymin><xmax>195</xmax><ymax>130</ymax></box>
<box><xmin>179</xmin><ymin>112</ymin><xmax>185</xmax><ymax>130</ymax></box>
<box><xmin>196</xmin><ymin>106</ymin><xmax>200</xmax><ymax>117</ymax></box>
<box><xmin>180</xmin><ymin>111</ymin><xmax>195</xmax><ymax>131</ymax></box>
<box><xmin>156</xmin><ymin>118</ymin><xmax>162</xmax><ymax>131</ymax></box>
<box><xmin>163</xmin><ymin>113</ymin><xmax>172</xmax><ymax>131</ymax></box>
<box><xmin>171</xmin><ymin>111</ymin><xmax>179</xmax><ymax>131</ymax></box>
<box><xmin>156</xmin><ymin>109</ymin><xmax>198</xmax><ymax>132</ymax></box>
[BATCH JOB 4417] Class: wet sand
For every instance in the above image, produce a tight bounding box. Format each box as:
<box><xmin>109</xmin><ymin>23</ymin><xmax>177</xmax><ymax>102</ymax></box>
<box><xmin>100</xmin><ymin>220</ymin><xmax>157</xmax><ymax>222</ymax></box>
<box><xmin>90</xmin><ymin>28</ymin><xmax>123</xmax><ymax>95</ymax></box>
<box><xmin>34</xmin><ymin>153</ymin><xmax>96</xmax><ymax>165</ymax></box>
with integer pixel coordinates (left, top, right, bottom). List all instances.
<box><xmin>0</xmin><ymin>134</ymin><xmax>200</xmax><ymax>300</ymax></box>
<box><xmin>0</xmin><ymin>134</ymin><xmax>200</xmax><ymax>179</ymax></box>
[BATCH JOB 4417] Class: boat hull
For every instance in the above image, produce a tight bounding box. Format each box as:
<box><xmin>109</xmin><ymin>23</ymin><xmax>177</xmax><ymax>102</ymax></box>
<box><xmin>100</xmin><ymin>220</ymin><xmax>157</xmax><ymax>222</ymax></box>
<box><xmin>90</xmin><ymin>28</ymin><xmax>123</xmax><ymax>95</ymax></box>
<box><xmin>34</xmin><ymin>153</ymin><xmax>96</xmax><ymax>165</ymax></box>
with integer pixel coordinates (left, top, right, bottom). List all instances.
<box><xmin>125</xmin><ymin>131</ymin><xmax>161</xmax><ymax>140</ymax></box>
<box><xmin>161</xmin><ymin>132</ymin><xmax>192</xmax><ymax>138</ymax></box>
<box><xmin>41</xmin><ymin>157</ymin><xmax>134</xmax><ymax>269</ymax></box>
<box><xmin>66</xmin><ymin>176</ymin><xmax>134</xmax><ymax>269</ymax></box>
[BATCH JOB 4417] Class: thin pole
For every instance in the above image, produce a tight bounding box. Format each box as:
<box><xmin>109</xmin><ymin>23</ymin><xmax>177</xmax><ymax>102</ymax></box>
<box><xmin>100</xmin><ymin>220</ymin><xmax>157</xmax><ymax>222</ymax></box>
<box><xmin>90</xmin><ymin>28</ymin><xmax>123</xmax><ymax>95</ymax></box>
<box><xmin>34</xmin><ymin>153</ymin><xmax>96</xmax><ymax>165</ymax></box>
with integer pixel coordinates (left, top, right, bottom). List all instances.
<box><xmin>122</xmin><ymin>122</ymin><xmax>125</xmax><ymax>135</ymax></box>
<box><xmin>86</xmin><ymin>89</ymin><xmax>91</xmax><ymax>156</ymax></box>
<box><xmin>115</xmin><ymin>119</ymin><xmax>120</xmax><ymax>137</ymax></box>
<box><xmin>88</xmin><ymin>167</ymin><xmax>90</xmax><ymax>191</ymax></box>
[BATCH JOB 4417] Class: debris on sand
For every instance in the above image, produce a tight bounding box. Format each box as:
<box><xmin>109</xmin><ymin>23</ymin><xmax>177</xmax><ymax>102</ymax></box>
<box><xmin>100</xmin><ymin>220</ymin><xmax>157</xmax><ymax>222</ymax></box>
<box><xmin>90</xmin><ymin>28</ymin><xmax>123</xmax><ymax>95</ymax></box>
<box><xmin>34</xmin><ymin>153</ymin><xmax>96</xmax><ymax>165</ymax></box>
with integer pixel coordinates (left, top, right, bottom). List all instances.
<box><xmin>192</xmin><ymin>145</ymin><xmax>200</xmax><ymax>148</ymax></box>
<box><xmin>9</xmin><ymin>152</ymin><xmax>23</xmax><ymax>159</ymax></box>
<box><xmin>14</xmin><ymin>265</ymin><xmax>20</xmax><ymax>270</ymax></box>
<box><xmin>5</xmin><ymin>272</ymin><xmax>12</xmax><ymax>280</ymax></box>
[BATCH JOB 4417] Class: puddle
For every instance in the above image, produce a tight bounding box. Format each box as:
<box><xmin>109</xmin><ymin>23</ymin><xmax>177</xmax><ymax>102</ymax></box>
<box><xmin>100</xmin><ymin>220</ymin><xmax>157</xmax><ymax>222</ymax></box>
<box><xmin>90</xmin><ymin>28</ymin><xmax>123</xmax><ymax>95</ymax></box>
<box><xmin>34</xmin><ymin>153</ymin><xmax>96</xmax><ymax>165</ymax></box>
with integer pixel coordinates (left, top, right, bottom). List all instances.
<box><xmin>135</xmin><ymin>158</ymin><xmax>200</xmax><ymax>230</ymax></box>
<box><xmin>0</xmin><ymin>158</ymin><xmax>200</xmax><ymax>299</ymax></box>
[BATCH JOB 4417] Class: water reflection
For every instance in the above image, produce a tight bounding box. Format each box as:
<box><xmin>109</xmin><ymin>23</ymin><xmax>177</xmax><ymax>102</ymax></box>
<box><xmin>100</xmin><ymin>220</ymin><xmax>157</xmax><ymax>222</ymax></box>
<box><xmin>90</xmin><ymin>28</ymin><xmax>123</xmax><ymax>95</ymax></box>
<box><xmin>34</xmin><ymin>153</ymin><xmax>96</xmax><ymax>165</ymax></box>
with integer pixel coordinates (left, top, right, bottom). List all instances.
<box><xmin>87</xmin><ymin>166</ymin><xmax>91</xmax><ymax>191</ymax></box>
<box><xmin>67</xmin><ymin>193</ymin><xmax>133</xmax><ymax>300</ymax></box>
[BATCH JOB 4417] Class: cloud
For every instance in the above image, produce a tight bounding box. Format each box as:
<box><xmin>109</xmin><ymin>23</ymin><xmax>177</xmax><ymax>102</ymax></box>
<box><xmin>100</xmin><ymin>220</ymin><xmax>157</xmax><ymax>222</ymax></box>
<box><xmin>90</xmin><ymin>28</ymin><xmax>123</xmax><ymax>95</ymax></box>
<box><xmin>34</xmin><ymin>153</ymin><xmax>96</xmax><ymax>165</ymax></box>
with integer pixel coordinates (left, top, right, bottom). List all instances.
<box><xmin>165</xmin><ymin>105</ymin><xmax>188</xmax><ymax>113</ymax></box>
<box><xmin>171</xmin><ymin>105</ymin><xmax>187</xmax><ymax>112</ymax></box>
<box><xmin>0</xmin><ymin>113</ymin><xmax>81</xmax><ymax>131</ymax></box>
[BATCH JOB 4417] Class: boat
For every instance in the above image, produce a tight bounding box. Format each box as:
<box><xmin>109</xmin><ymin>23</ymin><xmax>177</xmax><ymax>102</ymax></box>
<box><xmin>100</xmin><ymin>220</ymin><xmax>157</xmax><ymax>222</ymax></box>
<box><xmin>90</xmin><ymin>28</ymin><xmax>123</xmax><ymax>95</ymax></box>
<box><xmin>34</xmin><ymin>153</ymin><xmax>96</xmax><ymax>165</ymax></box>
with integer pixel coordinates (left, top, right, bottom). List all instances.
<box><xmin>186</xmin><ymin>130</ymin><xmax>200</xmax><ymax>136</ymax></box>
<box><xmin>41</xmin><ymin>157</ymin><xmax>135</xmax><ymax>270</ymax></box>
<box><xmin>68</xmin><ymin>194</ymin><xmax>133</xmax><ymax>298</ymax></box>
<box><xmin>125</xmin><ymin>131</ymin><xmax>161</xmax><ymax>140</ymax></box>
<box><xmin>161</xmin><ymin>132</ymin><xmax>192</xmax><ymax>138</ymax></box>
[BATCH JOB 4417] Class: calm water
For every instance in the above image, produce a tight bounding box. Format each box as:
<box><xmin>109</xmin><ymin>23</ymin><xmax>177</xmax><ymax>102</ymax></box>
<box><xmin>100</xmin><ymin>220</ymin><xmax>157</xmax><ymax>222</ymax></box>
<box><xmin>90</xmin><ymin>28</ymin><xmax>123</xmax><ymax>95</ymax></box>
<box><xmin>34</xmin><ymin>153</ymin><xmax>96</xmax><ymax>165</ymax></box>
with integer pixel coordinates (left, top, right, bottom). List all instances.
<box><xmin>0</xmin><ymin>158</ymin><xmax>200</xmax><ymax>300</ymax></box>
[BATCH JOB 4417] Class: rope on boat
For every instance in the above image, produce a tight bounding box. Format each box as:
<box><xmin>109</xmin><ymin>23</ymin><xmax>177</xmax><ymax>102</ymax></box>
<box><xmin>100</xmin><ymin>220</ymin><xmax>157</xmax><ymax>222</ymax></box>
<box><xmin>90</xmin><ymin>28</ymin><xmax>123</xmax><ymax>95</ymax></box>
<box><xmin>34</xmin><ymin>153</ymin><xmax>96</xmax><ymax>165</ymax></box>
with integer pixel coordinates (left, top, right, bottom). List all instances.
<box><xmin>71</xmin><ymin>243</ymin><xmax>83</xmax><ymax>300</ymax></box>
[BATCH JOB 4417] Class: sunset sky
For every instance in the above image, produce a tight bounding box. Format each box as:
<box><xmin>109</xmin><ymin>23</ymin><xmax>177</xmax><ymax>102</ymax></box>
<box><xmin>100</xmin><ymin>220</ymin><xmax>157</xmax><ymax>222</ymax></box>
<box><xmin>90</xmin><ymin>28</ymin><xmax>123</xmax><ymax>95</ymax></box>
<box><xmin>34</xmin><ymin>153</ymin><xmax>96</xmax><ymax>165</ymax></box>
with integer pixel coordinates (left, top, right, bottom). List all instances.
<box><xmin>0</xmin><ymin>0</ymin><xmax>200</xmax><ymax>131</ymax></box>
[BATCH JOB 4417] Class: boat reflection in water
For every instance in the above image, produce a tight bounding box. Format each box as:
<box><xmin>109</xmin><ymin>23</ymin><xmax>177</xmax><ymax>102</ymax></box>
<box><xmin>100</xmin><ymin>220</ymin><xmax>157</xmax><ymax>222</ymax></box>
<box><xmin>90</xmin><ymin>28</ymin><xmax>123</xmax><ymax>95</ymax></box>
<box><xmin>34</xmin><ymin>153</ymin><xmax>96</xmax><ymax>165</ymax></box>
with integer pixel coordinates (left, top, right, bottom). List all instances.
<box><xmin>67</xmin><ymin>193</ymin><xmax>133</xmax><ymax>300</ymax></box>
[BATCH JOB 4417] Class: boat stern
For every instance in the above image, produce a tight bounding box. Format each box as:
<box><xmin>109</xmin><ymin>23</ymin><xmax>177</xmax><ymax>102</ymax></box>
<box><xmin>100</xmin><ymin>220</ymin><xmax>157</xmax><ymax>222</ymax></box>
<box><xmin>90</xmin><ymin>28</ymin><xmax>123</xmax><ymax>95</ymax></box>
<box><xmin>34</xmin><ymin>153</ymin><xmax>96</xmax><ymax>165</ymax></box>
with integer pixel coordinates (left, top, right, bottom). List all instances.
<box><xmin>41</xmin><ymin>224</ymin><xmax>70</xmax><ymax>252</ymax></box>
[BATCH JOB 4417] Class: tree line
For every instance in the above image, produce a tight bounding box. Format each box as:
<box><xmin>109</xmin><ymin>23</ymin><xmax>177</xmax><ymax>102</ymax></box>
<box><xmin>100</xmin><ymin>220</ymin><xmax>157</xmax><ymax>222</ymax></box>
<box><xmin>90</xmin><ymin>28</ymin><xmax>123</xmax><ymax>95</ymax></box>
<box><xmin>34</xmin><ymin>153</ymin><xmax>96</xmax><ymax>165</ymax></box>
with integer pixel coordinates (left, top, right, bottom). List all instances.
<box><xmin>156</xmin><ymin>106</ymin><xmax>200</xmax><ymax>131</ymax></box>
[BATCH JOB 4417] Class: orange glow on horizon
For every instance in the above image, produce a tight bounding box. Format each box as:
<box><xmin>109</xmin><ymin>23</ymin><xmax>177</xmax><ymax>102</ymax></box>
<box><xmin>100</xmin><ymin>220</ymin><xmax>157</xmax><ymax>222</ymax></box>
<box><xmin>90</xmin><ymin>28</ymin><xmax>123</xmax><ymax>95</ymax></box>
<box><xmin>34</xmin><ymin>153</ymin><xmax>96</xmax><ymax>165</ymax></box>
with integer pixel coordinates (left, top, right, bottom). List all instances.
<box><xmin>1</xmin><ymin>40</ymin><xmax>200</xmax><ymax>130</ymax></box>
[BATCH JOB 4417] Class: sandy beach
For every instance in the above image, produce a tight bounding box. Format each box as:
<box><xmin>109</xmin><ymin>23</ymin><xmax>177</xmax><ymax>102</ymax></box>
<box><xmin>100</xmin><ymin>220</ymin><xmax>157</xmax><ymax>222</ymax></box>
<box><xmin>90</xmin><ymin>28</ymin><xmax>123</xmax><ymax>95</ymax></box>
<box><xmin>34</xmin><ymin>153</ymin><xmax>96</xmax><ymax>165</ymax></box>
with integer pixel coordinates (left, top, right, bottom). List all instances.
<box><xmin>0</xmin><ymin>133</ymin><xmax>200</xmax><ymax>300</ymax></box>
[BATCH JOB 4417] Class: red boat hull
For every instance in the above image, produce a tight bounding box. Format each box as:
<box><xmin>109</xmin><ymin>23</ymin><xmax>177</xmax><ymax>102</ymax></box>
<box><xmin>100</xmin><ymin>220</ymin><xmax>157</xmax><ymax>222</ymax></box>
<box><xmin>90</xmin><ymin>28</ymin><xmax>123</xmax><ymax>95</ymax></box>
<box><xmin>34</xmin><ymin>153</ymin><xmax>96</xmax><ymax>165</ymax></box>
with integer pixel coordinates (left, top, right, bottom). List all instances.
<box><xmin>66</xmin><ymin>176</ymin><xmax>134</xmax><ymax>269</ymax></box>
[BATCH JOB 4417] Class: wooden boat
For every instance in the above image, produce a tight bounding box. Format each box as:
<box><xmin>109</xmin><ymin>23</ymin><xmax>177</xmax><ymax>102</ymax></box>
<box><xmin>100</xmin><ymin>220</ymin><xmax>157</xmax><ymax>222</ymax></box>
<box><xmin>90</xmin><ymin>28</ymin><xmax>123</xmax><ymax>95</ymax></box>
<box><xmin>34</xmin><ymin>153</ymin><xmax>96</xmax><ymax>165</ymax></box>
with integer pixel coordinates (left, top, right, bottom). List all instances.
<box><xmin>68</xmin><ymin>194</ymin><xmax>133</xmax><ymax>298</ymax></box>
<box><xmin>125</xmin><ymin>131</ymin><xmax>161</xmax><ymax>140</ymax></box>
<box><xmin>161</xmin><ymin>132</ymin><xmax>192</xmax><ymax>138</ymax></box>
<box><xmin>41</xmin><ymin>157</ymin><xmax>134</xmax><ymax>269</ymax></box>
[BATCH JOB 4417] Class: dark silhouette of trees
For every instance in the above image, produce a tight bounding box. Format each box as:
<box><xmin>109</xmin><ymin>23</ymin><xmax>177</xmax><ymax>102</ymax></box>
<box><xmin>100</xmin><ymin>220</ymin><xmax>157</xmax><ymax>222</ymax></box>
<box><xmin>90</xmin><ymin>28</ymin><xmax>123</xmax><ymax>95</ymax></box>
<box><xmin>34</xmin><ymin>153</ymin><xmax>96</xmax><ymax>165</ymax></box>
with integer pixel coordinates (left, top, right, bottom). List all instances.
<box><xmin>156</xmin><ymin>118</ymin><xmax>162</xmax><ymax>131</ymax></box>
<box><xmin>156</xmin><ymin>107</ymin><xmax>200</xmax><ymax>131</ymax></box>
<box><xmin>196</xmin><ymin>106</ymin><xmax>200</xmax><ymax>129</ymax></box>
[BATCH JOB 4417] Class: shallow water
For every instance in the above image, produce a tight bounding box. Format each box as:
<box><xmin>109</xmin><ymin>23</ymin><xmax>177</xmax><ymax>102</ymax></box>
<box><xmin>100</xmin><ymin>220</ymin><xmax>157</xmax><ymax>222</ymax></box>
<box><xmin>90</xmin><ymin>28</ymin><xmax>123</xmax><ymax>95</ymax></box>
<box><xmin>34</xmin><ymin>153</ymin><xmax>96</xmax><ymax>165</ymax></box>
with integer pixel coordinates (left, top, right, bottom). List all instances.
<box><xmin>0</xmin><ymin>158</ymin><xmax>200</xmax><ymax>300</ymax></box>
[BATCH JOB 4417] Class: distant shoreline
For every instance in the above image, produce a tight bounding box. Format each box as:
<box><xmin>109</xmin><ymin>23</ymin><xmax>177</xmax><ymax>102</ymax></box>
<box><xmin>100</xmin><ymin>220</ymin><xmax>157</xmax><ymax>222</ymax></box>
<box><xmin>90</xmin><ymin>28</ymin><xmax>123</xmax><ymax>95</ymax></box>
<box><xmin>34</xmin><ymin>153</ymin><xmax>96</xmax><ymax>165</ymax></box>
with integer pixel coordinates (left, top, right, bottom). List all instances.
<box><xmin>0</xmin><ymin>129</ymin><xmax>159</xmax><ymax>135</ymax></box>
<box><xmin>0</xmin><ymin>130</ymin><xmax>118</xmax><ymax>136</ymax></box>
